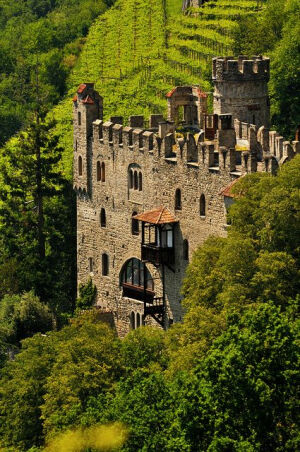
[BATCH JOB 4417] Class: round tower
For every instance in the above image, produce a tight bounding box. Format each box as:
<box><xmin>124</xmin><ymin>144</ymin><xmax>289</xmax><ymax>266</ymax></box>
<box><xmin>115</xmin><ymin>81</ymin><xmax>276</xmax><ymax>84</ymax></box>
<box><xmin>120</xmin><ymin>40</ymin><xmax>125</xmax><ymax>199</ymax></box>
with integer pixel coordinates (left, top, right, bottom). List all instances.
<box><xmin>212</xmin><ymin>55</ymin><xmax>270</xmax><ymax>128</ymax></box>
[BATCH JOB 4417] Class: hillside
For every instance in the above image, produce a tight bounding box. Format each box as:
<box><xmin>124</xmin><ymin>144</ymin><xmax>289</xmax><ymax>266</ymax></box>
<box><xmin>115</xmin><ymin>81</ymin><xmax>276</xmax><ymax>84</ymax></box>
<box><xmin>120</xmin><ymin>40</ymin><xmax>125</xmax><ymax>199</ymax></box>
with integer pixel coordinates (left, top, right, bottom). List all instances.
<box><xmin>0</xmin><ymin>0</ymin><xmax>113</xmax><ymax>146</ymax></box>
<box><xmin>51</xmin><ymin>0</ymin><xmax>263</xmax><ymax>177</ymax></box>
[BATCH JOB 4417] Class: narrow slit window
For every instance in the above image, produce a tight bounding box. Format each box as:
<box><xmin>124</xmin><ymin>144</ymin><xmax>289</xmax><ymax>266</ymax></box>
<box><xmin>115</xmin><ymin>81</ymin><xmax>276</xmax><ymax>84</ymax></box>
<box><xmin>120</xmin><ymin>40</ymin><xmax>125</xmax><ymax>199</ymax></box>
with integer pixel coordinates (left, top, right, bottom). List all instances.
<box><xmin>78</xmin><ymin>111</ymin><xmax>81</xmax><ymax>126</ymax></box>
<box><xmin>129</xmin><ymin>169</ymin><xmax>133</xmax><ymax>189</ymax></box>
<box><xmin>175</xmin><ymin>188</ymin><xmax>181</xmax><ymax>210</ymax></box>
<box><xmin>88</xmin><ymin>257</ymin><xmax>93</xmax><ymax>273</ymax></box>
<box><xmin>101</xmin><ymin>162</ymin><xmax>105</xmax><ymax>182</ymax></box>
<box><xmin>200</xmin><ymin>194</ymin><xmax>206</xmax><ymax>217</ymax></box>
<box><xmin>100</xmin><ymin>208</ymin><xmax>106</xmax><ymax>228</ymax></box>
<box><xmin>102</xmin><ymin>253</ymin><xmax>109</xmax><ymax>276</ymax></box>
<box><xmin>132</xmin><ymin>212</ymin><xmax>139</xmax><ymax>235</ymax></box>
<box><xmin>134</xmin><ymin>171</ymin><xmax>138</xmax><ymax>190</ymax></box>
<box><xmin>97</xmin><ymin>161</ymin><xmax>101</xmax><ymax>181</ymax></box>
<box><xmin>138</xmin><ymin>172</ymin><xmax>142</xmax><ymax>191</ymax></box>
<box><xmin>78</xmin><ymin>156</ymin><xmax>83</xmax><ymax>176</ymax></box>
<box><xmin>130</xmin><ymin>312</ymin><xmax>135</xmax><ymax>330</ymax></box>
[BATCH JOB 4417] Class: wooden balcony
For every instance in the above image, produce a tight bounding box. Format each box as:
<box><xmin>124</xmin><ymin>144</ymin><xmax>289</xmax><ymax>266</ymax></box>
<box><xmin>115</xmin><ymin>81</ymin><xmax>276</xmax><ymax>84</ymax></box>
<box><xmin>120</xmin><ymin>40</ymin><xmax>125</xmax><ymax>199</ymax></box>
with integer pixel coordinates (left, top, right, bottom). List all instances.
<box><xmin>122</xmin><ymin>282</ymin><xmax>155</xmax><ymax>303</ymax></box>
<box><xmin>141</xmin><ymin>244</ymin><xmax>175</xmax><ymax>265</ymax></box>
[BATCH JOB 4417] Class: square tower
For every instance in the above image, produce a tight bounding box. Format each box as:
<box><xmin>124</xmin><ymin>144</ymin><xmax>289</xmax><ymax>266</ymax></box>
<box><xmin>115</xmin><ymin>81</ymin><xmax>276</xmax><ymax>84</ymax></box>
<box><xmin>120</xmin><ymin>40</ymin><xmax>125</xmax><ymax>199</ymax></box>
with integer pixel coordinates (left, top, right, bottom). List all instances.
<box><xmin>213</xmin><ymin>56</ymin><xmax>270</xmax><ymax>128</ymax></box>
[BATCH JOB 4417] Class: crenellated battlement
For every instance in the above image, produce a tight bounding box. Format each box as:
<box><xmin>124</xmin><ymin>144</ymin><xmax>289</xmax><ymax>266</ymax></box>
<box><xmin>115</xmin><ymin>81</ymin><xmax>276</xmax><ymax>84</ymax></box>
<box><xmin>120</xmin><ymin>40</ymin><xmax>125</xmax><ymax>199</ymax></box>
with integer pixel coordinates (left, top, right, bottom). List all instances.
<box><xmin>86</xmin><ymin>115</ymin><xmax>298</xmax><ymax>181</ymax></box>
<box><xmin>213</xmin><ymin>56</ymin><xmax>270</xmax><ymax>82</ymax></box>
<box><xmin>73</xmin><ymin>76</ymin><xmax>297</xmax><ymax>199</ymax></box>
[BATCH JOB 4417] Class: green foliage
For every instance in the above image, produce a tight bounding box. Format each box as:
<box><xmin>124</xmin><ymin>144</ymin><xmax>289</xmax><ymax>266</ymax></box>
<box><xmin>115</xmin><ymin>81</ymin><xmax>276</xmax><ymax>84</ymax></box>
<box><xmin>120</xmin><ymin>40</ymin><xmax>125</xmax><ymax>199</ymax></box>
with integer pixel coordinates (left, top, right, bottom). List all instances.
<box><xmin>0</xmin><ymin>333</ymin><xmax>57</xmax><ymax>451</ymax></box>
<box><xmin>121</xmin><ymin>326</ymin><xmax>167</xmax><ymax>371</ymax></box>
<box><xmin>84</xmin><ymin>369</ymin><xmax>173</xmax><ymax>452</ymax></box>
<box><xmin>0</xmin><ymin>312</ymin><xmax>122</xmax><ymax>450</ymax></box>
<box><xmin>0</xmin><ymin>0</ymin><xmax>111</xmax><ymax>145</ymax></box>
<box><xmin>229</xmin><ymin>155</ymin><xmax>300</xmax><ymax>259</ymax></box>
<box><xmin>0</xmin><ymin>117</ymin><xmax>76</xmax><ymax>317</ymax></box>
<box><xmin>41</xmin><ymin>312</ymin><xmax>122</xmax><ymax>440</ymax></box>
<box><xmin>75</xmin><ymin>278</ymin><xmax>97</xmax><ymax>311</ymax></box>
<box><xmin>232</xmin><ymin>0</ymin><xmax>300</xmax><ymax>138</ymax></box>
<box><xmin>168</xmin><ymin>302</ymin><xmax>299</xmax><ymax>451</ymax></box>
<box><xmin>0</xmin><ymin>291</ymin><xmax>53</xmax><ymax>345</ymax></box>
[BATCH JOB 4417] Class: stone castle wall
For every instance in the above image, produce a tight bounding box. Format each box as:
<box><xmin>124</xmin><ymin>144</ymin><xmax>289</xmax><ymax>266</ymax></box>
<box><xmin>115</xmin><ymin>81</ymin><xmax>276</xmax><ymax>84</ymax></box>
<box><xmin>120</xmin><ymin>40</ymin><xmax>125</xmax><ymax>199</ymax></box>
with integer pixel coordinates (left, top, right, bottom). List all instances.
<box><xmin>74</xmin><ymin>117</ymin><xmax>236</xmax><ymax>335</ymax></box>
<box><xmin>73</xmin><ymin>56</ymin><xmax>299</xmax><ymax>336</ymax></box>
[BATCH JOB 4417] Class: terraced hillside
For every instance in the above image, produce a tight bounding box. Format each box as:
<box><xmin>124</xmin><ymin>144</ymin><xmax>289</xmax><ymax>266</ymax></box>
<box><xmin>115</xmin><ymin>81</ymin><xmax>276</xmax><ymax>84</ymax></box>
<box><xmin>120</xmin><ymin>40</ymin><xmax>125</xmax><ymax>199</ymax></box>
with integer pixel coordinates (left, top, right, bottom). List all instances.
<box><xmin>50</xmin><ymin>0</ymin><xmax>264</xmax><ymax>176</ymax></box>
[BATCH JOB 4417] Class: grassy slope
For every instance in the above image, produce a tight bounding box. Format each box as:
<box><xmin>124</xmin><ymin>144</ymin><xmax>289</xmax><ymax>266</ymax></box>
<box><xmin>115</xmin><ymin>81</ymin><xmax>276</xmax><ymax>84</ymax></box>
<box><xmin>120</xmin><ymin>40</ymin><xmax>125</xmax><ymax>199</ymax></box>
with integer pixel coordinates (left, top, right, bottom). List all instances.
<box><xmin>49</xmin><ymin>0</ymin><xmax>262</xmax><ymax>178</ymax></box>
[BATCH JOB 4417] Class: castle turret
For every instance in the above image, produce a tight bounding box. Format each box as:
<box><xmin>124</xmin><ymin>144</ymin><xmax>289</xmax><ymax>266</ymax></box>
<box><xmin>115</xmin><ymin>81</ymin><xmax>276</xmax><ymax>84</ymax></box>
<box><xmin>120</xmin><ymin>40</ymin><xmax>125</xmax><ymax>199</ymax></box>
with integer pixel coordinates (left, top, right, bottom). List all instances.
<box><xmin>73</xmin><ymin>83</ymin><xmax>103</xmax><ymax>193</ymax></box>
<box><xmin>213</xmin><ymin>56</ymin><xmax>270</xmax><ymax>128</ymax></box>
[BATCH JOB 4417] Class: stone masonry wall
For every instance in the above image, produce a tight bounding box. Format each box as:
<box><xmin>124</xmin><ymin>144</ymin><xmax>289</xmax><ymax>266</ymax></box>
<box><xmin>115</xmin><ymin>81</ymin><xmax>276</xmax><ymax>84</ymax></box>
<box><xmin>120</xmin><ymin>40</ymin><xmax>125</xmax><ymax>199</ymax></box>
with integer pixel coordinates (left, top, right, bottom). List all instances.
<box><xmin>73</xmin><ymin>57</ymin><xmax>298</xmax><ymax>336</ymax></box>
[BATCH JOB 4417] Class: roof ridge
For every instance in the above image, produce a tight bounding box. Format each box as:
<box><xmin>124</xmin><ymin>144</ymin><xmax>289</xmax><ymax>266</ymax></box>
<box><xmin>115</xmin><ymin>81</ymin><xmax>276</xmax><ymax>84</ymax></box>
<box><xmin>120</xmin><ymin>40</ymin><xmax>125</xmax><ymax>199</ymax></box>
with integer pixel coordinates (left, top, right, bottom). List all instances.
<box><xmin>156</xmin><ymin>206</ymin><xmax>164</xmax><ymax>224</ymax></box>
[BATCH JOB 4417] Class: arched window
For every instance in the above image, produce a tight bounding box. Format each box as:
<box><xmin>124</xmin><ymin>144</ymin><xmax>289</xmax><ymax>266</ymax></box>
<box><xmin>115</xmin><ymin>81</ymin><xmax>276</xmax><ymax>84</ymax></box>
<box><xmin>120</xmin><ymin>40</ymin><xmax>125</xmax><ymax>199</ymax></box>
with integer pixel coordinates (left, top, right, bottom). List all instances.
<box><xmin>102</xmin><ymin>253</ymin><xmax>109</xmax><ymax>276</ymax></box>
<box><xmin>78</xmin><ymin>156</ymin><xmax>83</xmax><ymax>176</ymax></box>
<box><xmin>128</xmin><ymin>165</ymin><xmax>142</xmax><ymax>192</ymax></box>
<box><xmin>130</xmin><ymin>312</ymin><xmax>135</xmax><ymax>330</ymax></box>
<box><xmin>134</xmin><ymin>171</ymin><xmax>138</xmax><ymax>190</ymax></box>
<box><xmin>175</xmin><ymin>188</ymin><xmax>181</xmax><ymax>210</ymax></box>
<box><xmin>132</xmin><ymin>212</ymin><xmax>139</xmax><ymax>235</ymax></box>
<box><xmin>97</xmin><ymin>161</ymin><xmax>101</xmax><ymax>181</ymax></box>
<box><xmin>200</xmin><ymin>194</ymin><xmax>206</xmax><ymax>217</ymax></box>
<box><xmin>100</xmin><ymin>208</ymin><xmax>106</xmax><ymax>228</ymax></box>
<box><xmin>121</xmin><ymin>258</ymin><xmax>153</xmax><ymax>290</ymax></box>
<box><xmin>101</xmin><ymin>162</ymin><xmax>105</xmax><ymax>182</ymax></box>
<box><xmin>129</xmin><ymin>169</ymin><xmax>133</xmax><ymax>189</ymax></box>
<box><xmin>183</xmin><ymin>239</ymin><xmax>189</xmax><ymax>260</ymax></box>
<box><xmin>136</xmin><ymin>313</ymin><xmax>141</xmax><ymax>328</ymax></box>
<box><xmin>78</xmin><ymin>111</ymin><xmax>81</xmax><ymax>126</ymax></box>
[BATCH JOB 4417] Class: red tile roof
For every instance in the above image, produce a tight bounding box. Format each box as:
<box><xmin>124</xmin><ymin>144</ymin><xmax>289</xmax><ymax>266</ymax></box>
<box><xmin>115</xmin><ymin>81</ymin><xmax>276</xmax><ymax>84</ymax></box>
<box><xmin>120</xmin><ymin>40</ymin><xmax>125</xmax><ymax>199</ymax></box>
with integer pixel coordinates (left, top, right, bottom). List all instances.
<box><xmin>219</xmin><ymin>178</ymin><xmax>242</xmax><ymax>198</ymax></box>
<box><xmin>166</xmin><ymin>88</ymin><xmax>176</xmax><ymax>98</ymax></box>
<box><xmin>77</xmin><ymin>83</ymin><xmax>87</xmax><ymax>94</ymax></box>
<box><xmin>133</xmin><ymin>207</ymin><xmax>177</xmax><ymax>224</ymax></box>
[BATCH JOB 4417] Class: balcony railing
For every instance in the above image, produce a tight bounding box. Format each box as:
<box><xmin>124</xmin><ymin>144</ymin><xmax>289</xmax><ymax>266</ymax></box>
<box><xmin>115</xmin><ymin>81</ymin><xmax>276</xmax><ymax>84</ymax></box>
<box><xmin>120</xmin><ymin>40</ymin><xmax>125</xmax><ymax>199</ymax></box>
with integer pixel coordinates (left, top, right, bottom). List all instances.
<box><xmin>145</xmin><ymin>296</ymin><xmax>164</xmax><ymax>316</ymax></box>
<box><xmin>141</xmin><ymin>244</ymin><xmax>175</xmax><ymax>265</ymax></box>
<box><xmin>122</xmin><ymin>283</ymin><xmax>155</xmax><ymax>303</ymax></box>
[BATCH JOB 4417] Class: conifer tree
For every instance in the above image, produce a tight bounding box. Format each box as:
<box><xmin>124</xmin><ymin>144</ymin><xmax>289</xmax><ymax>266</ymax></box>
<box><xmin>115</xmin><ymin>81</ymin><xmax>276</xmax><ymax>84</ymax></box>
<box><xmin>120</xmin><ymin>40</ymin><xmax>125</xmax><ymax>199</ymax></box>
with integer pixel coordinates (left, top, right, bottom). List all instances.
<box><xmin>0</xmin><ymin>115</ymin><xmax>74</xmax><ymax>311</ymax></box>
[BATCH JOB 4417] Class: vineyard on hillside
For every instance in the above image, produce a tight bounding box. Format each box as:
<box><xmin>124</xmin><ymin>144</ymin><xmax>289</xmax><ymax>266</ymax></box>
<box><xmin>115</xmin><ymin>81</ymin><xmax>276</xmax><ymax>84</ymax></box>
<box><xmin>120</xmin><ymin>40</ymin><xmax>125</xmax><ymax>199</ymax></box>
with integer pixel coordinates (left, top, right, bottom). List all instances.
<box><xmin>51</xmin><ymin>0</ymin><xmax>264</xmax><ymax>176</ymax></box>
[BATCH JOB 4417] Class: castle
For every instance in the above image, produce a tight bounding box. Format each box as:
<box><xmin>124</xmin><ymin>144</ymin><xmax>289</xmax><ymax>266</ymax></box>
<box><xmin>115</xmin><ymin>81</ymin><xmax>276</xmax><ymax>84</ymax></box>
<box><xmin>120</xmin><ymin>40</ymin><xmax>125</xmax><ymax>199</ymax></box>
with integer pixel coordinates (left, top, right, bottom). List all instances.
<box><xmin>73</xmin><ymin>56</ymin><xmax>299</xmax><ymax>336</ymax></box>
